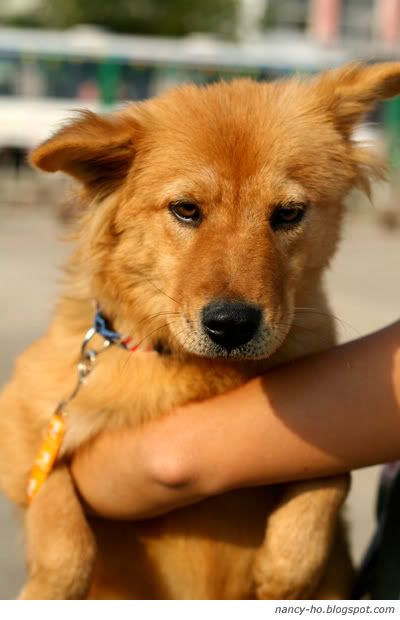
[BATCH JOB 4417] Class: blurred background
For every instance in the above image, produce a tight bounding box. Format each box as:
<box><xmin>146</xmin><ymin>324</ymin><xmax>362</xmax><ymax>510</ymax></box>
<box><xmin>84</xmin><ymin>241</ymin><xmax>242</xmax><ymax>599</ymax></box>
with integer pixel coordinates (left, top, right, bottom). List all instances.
<box><xmin>0</xmin><ymin>0</ymin><xmax>400</xmax><ymax>599</ymax></box>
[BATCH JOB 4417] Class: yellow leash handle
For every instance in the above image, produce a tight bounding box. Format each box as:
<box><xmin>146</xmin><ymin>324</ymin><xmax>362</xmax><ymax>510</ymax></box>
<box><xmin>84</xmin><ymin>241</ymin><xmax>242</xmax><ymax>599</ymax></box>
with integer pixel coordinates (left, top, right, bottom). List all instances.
<box><xmin>25</xmin><ymin>323</ymin><xmax>111</xmax><ymax>504</ymax></box>
<box><xmin>27</xmin><ymin>413</ymin><xmax>66</xmax><ymax>504</ymax></box>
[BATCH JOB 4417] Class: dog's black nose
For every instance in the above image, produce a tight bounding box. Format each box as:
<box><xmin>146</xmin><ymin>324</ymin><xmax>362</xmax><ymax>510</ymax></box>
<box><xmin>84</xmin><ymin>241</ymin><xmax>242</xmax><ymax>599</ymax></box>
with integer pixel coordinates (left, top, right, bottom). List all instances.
<box><xmin>202</xmin><ymin>301</ymin><xmax>262</xmax><ymax>351</ymax></box>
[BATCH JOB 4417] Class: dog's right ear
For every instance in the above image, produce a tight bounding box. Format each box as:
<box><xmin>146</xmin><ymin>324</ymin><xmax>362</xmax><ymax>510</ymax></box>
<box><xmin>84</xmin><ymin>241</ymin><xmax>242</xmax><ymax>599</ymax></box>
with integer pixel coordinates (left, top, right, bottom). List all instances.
<box><xmin>31</xmin><ymin>110</ymin><xmax>139</xmax><ymax>199</ymax></box>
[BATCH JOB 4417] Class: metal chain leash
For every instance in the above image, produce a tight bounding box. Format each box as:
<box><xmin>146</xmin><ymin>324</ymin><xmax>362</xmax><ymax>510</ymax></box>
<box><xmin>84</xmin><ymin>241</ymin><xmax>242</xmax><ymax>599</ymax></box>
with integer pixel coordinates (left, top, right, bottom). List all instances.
<box><xmin>54</xmin><ymin>326</ymin><xmax>113</xmax><ymax>419</ymax></box>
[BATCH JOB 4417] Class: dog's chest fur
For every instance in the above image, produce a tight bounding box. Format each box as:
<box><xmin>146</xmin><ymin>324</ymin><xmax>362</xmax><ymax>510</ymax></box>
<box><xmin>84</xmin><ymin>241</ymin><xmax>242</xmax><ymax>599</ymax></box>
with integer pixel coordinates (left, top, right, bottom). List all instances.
<box><xmin>88</xmin><ymin>487</ymin><xmax>279</xmax><ymax>599</ymax></box>
<box><xmin>46</xmin><ymin>299</ymin><xmax>334</xmax><ymax>599</ymax></box>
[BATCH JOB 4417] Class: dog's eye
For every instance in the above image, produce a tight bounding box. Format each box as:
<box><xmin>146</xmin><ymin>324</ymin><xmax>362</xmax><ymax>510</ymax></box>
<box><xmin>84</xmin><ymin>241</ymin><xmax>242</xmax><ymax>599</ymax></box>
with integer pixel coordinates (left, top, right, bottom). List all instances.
<box><xmin>270</xmin><ymin>204</ymin><xmax>306</xmax><ymax>231</ymax></box>
<box><xmin>169</xmin><ymin>201</ymin><xmax>202</xmax><ymax>226</ymax></box>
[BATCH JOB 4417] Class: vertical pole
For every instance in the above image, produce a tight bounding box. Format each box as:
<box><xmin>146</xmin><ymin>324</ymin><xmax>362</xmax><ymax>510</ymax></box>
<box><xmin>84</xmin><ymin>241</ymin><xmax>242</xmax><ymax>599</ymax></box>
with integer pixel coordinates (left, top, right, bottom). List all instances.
<box><xmin>378</xmin><ymin>0</ymin><xmax>400</xmax><ymax>45</ymax></box>
<box><xmin>237</xmin><ymin>0</ymin><xmax>268</xmax><ymax>40</ymax></box>
<box><xmin>98</xmin><ymin>60</ymin><xmax>121</xmax><ymax>107</ymax></box>
<box><xmin>379</xmin><ymin>0</ymin><xmax>400</xmax><ymax>173</ymax></box>
<box><xmin>384</xmin><ymin>98</ymin><xmax>400</xmax><ymax>173</ymax></box>
<box><xmin>309</xmin><ymin>0</ymin><xmax>342</xmax><ymax>44</ymax></box>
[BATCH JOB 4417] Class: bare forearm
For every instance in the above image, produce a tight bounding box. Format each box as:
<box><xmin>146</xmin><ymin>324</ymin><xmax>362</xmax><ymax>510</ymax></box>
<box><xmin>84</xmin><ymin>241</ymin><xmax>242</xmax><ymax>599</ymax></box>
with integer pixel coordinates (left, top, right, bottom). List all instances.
<box><xmin>71</xmin><ymin>321</ymin><xmax>400</xmax><ymax>519</ymax></box>
<box><xmin>71</xmin><ymin>427</ymin><xmax>203</xmax><ymax>519</ymax></box>
<box><xmin>185</xmin><ymin>320</ymin><xmax>400</xmax><ymax>489</ymax></box>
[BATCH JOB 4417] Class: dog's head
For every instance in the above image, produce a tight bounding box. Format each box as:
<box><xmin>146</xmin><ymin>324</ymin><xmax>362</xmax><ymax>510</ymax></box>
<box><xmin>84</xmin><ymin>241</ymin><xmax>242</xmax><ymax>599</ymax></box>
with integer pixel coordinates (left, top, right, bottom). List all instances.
<box><xmin>32</xmin><ymin>63</ymin><xmax>400</xmax><ymax>359</ymax></box>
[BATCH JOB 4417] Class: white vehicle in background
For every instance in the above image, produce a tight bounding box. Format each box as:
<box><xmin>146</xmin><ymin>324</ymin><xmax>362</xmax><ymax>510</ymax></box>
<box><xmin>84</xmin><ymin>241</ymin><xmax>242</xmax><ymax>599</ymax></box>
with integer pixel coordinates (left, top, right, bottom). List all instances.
<box><xmin>0</xmin><ymin>97</ymin><xmax>103</xmax><ymax>152</ymax></box>
<box><xmin>0</xmin><ymin>24</ymin><xmax>352</xmax><ymax>153</ymax></box>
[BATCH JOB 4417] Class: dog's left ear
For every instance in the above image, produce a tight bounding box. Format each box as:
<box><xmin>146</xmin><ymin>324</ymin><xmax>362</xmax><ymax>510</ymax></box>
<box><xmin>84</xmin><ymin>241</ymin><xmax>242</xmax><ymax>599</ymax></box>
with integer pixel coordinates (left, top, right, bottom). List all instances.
<box><xmin>31</xmin><ymin>110</ymin><xmax>139</xmax><ymax>199</ymax></box>
<box><xmin>316</xmin><ymin>62</ymin><xmax>400</xmax><ymax>136</ymax></box>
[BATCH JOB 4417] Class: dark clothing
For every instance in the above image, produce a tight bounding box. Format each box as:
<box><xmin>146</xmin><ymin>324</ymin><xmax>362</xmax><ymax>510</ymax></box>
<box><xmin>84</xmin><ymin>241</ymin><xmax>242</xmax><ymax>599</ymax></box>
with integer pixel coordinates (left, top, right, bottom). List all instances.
<box><xmin>355</xmin><ymin>463</ymin><xmax>400</xmax><ymax>599</ymax></box>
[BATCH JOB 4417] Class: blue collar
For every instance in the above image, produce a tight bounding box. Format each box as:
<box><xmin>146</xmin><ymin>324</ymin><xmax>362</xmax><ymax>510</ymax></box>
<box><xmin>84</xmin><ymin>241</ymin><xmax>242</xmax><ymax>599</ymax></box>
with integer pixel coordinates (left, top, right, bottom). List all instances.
<box><xmin>93</xmin><ymin>308</ymin><xmax>126</xmax><ymax>346</ymax></box>
<box><xmin>93</xmin><ymin>306</ymin><xmax>169</xmax><ymax>355</ymax></box>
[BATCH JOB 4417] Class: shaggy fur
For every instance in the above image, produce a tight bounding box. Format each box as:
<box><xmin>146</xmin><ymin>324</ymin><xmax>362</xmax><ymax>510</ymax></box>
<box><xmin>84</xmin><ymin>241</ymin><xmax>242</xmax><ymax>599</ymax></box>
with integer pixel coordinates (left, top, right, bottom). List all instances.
<box><xmin>1</xmin><ymin>62</ymin><xmax>399</xmax><ymax>599</ymax></box>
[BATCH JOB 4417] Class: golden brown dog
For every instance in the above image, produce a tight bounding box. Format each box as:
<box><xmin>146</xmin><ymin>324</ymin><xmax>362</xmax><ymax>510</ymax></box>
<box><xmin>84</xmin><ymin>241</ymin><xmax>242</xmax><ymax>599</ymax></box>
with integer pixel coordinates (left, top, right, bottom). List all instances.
<box><xmin>0</xmin><ymin>62</ymin><xmax>398</xmax><ymax>599</ymax></box>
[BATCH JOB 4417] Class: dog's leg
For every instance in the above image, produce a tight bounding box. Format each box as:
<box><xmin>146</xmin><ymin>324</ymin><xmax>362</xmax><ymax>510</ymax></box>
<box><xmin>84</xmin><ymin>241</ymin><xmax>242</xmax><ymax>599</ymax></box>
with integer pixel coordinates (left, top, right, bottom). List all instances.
<box><xmin>18</xmin><ymin>466</ymin><xmax>96</xmax><ymax>600</ymax></box>
<box><xmin>313</xmin><ymin>520</ymin><xmax>353</xmax><ymax>599</ymax></box>
<box><xmin>253</xmin><ymin>475</ymin><xmax>351</xmax><ymax>600</ymax></box>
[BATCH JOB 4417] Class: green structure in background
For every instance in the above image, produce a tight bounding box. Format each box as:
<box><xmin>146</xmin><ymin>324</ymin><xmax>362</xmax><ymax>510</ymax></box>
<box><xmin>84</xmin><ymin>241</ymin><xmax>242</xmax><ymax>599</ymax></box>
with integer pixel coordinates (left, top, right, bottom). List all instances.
<box><xmin>98</xmin><ymin>60</ymin><xmax>121</xmax><ymax>106</ymax></box>
<box><xmin>384</xmin><ymin>97</ymin><xmax>400</xmax><ymax>173</ymax></box>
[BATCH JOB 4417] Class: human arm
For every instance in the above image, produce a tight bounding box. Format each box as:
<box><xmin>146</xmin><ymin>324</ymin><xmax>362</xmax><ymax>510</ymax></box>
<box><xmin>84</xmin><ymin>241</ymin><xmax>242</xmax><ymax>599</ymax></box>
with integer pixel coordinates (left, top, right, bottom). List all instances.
<box><xmin>71</xmin><ymin>320</ymin><xmax>400</xmax><ymax>520</ymax></box>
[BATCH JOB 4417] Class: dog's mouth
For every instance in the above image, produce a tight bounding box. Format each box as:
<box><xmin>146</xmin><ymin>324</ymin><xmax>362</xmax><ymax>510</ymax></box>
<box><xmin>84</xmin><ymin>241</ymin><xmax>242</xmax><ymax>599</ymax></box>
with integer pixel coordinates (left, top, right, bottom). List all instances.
<box><xmin>171</xmin><ymin>328</ymin><xmax>281</xmax><ymax>360</ymax></box>
<box><xmin>167</xmin><ymin>302</ymin><xmax>291</xmax><ymax>361</ymax></box>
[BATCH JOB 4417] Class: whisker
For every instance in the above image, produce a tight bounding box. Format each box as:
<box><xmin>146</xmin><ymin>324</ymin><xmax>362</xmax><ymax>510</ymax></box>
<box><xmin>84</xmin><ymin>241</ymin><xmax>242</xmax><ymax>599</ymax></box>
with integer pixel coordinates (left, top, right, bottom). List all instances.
<box><xmin>119</xmin><ymin>320</ymin><xmax>180</xmax><ymax>374</ymax></box>
<box><xmin>119</xmin><ymin>272</ymin><xmax>181</xmax><ymax>307</ymax></box>
<box><xmin>294</xmin><ymin>307</ymin><xmax>359</xmax><ymax>336</ymax></box>
<box><xmin>136</xmin><ymin>320</ymin><xmax>180</xmax><ymax>349</ymax></box>
<box><xmin>273</xmin><ymin>320</ymin><xmax>318</xmax><ymax>335</ymax></box>
<box><xmin>134</xmin><ymin>311</ymin><xmax>182</xmax><ymax>329</ymax></box>
<box><xmin>145</xmin><ymin>280</ymin><xmax>182</xmax><ymax>307</ymax></box>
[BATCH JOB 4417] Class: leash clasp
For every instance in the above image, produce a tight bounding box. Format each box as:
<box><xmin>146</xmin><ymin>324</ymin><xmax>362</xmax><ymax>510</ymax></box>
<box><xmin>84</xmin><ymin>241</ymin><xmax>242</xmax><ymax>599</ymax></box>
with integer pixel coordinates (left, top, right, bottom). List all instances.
<box><xmin>77</xmin><ymin>326</ymin><xmax>112</xmax><ymax>382</ymax></box>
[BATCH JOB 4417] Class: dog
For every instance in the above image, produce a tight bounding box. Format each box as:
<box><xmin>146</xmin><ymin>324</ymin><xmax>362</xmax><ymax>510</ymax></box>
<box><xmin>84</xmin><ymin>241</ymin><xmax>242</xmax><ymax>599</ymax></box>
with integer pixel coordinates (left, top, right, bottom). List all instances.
<box><xmin>0</xmin><ymin>62</ymin><xmax>398</xmax><ymax>600</ymax></box>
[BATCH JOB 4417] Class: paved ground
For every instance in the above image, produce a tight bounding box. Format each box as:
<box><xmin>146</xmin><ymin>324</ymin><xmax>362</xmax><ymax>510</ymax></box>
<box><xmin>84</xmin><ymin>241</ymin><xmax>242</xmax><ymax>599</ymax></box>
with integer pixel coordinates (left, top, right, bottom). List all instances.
<box><xmin>0</xmin><ymin>203</ymin><xmax>399</xmax><ymax>599</ymax></box>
